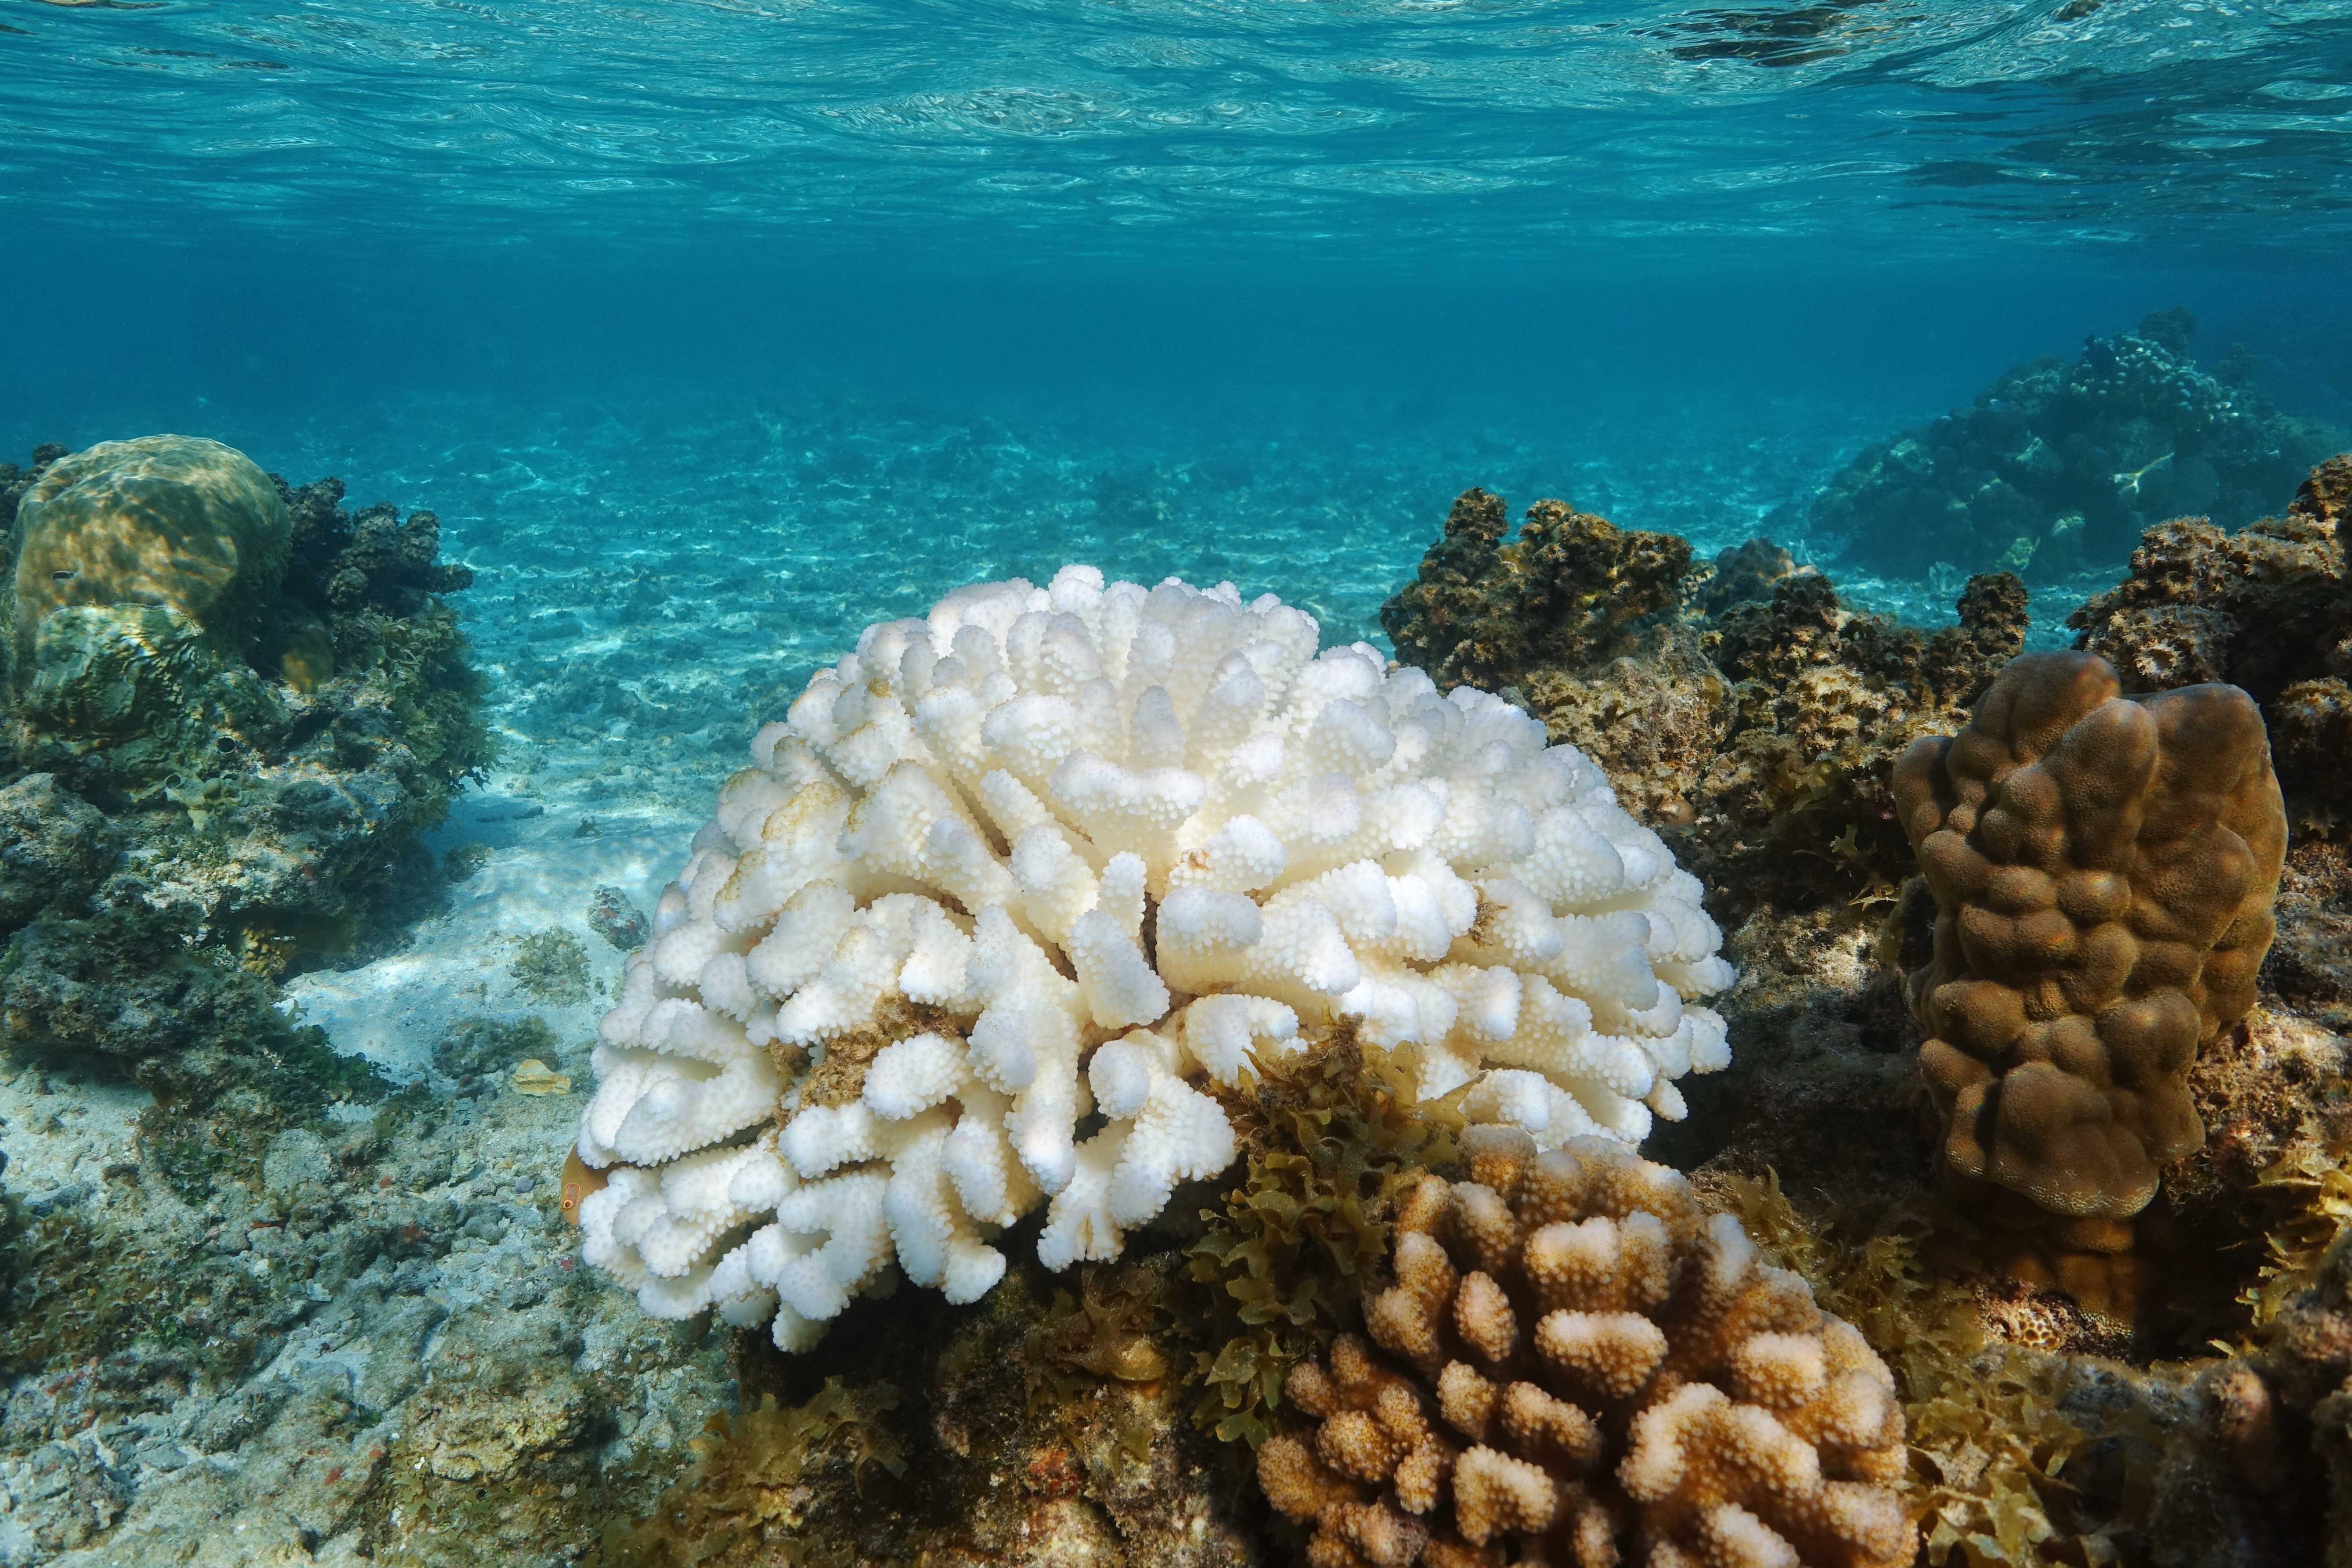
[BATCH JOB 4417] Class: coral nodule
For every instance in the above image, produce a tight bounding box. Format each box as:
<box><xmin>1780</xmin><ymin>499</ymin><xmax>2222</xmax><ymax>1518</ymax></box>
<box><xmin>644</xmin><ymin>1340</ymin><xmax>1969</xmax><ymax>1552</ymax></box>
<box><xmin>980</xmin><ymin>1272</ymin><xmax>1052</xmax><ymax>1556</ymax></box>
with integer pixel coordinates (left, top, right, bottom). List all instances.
<box><xmin>1891</xmin><ymin>649</ymin><xmax>2287</xmax><ymax>1314</ymax></box>
<box><xmin>1255</xmin><ymin>1125</ymin><xmax>1912</xmax><ymax>1568</ymax></box>
<box><xmin>7</xmin><ymin>433</ymin><xmax>289</xmax><ymax>681</ymax></box>
<box><xmin>574</xmin><ymin>567</ymin><xmax>1735</xmax><ymax>1355</ymax></box>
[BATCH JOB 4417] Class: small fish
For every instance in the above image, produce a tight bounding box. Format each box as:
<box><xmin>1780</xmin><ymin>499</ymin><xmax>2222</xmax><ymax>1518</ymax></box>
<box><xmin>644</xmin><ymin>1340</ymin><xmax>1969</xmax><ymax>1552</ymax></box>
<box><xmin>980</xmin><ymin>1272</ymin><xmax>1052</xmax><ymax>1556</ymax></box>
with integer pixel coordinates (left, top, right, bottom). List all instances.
<box><xmin>560</xmin><ymin>1148</ymin><xmax>607</xmax><ymax>1226</ymax></box>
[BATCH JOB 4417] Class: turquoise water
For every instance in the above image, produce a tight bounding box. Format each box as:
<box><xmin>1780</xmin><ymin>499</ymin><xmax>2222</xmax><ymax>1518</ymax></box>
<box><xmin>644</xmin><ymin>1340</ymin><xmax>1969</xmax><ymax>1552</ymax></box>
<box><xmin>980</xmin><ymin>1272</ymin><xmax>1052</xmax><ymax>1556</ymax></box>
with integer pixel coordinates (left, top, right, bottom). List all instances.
<box><xmin>3</xmin><ymin>8</ymin><xmax>2352</xmax><ymax>1560</ymax></box>
<box><xmin>5</xmin><ymin>0</ymin><xmax>2352</xmax><ymax>740</ymax></box>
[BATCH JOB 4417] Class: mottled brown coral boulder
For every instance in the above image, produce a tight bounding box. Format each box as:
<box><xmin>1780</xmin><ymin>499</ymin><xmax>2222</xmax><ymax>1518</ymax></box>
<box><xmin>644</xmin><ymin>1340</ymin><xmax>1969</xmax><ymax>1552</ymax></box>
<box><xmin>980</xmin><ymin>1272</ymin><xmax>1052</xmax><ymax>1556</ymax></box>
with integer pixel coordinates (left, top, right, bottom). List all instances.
<box><xmin>1255</xmin><ymin>1128</ymin><xmax>1912</xmax><ymax>1568</ymax></box>
<box><xmin>8</xmin><ymin>434</ymin><xmax>289</xmax><ymax>678</ymax></box>
<box><xmin>1892</xmin><ymin>649</ymin><xmax>2287</xmax><ymax>1311</ymax></box>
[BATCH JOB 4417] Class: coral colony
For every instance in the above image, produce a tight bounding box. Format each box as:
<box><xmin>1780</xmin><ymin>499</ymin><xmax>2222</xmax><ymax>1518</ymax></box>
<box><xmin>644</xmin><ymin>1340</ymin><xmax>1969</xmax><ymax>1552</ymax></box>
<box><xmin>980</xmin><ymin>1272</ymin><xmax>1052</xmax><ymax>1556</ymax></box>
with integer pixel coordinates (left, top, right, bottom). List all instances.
<box><xmin>575</xmin><ymin>568</ymin><xmax>1735</xmax><ymax>1349</ymax></box>
<box><xmin>1895</xmin><ymin>651</ymin><xmax>2286</xmax><ymax>1316</ymax></box>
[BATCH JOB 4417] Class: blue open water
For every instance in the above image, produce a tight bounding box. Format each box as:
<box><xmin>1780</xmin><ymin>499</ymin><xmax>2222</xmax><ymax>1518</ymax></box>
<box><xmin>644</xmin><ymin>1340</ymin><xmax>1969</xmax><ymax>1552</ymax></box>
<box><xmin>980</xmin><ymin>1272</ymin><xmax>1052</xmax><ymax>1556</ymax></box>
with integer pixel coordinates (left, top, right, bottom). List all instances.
<box><xmin>4</xmin><ymin>0</ymin><xmax>2350</xmax><ymax>690</ymax></box>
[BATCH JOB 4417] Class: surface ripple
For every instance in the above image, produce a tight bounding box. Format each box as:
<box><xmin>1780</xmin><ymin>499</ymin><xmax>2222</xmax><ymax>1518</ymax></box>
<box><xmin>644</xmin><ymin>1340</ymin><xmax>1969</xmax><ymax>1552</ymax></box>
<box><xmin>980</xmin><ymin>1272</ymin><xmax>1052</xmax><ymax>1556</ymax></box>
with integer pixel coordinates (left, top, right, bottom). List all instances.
<box><xmin>2</xmin><ymin>0</ymin><xmax>2347</xmax><ymax>254</ymax></box>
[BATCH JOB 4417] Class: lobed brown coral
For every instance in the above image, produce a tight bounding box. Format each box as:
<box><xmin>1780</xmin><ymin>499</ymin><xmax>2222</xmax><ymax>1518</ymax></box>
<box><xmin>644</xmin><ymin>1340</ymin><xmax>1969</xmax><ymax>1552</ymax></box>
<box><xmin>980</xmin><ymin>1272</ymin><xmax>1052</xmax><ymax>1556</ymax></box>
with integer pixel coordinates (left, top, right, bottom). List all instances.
<box><xmin>1891</xmin><ymin>649</ymin><xmax>2287</xmax><ymax>1313</ymax></box>
<box><xmin>2068</xmin><ymin>453</ymin><xmax>2352</xmax><ymax>830</ymax></box>
<box><xmin>1254</xmin><ymin>1126</ymin><xmax>1912</xmax><ymax>1568</ymax></box>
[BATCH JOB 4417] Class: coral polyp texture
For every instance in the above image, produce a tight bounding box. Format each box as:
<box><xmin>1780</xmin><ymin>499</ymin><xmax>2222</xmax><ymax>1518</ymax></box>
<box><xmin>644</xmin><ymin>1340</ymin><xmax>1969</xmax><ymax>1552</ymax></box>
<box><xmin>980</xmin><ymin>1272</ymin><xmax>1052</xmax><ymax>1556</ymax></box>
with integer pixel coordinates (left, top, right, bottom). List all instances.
<box><xmin>1379</xmin><ymin>487</ymin><xmax>2029</xmax><ymax>913</ymax></box>
<box><xmin>1892</xmin><ymin>649</ymin><xmax>2287</xmax><ymax>1310</ymax></box>
<box><xmin>1254</xmin><ymin>1126</ymin><xmax>1912</xmax><ymax>1568</ymax></box>
<box><xmin>574</xmin><ymin>567</ymin><xmax>1734</xmax><ymax>1351</ymax></box>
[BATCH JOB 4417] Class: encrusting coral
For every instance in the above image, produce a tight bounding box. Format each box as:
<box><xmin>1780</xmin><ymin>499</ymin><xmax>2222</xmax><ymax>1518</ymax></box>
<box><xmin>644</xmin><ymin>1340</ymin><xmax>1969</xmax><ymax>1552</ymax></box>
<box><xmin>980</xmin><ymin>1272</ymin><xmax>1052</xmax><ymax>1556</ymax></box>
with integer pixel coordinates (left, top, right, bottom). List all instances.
<box><xmin>2068</xmin><ymin>453</ymin><xmax>2352</xmax><ymax>831</ymax></box>
<box><xmin>575</xmin><ymin>567</ymin><xmax>1737</xmax><ymax>1353</ymax></box>
<box><xmin>1817</xmin><ymin>310</ymin><xmax>2343</xmax><ymax>582</ymax></box>
<box><xmin>1891</xmin><ymin>649</ymin><xmax>2287</xmax><ymax>1313</ymax></box>
<box><xmin>1380</xmin><ymin>489</ymin><xmax>2027</xmax><ymax>913</ymax></box>
<box><xmin>1253</xmin><ymin>1125</ymin><xmax>1912</xmax><ymax>1568</ymax></box>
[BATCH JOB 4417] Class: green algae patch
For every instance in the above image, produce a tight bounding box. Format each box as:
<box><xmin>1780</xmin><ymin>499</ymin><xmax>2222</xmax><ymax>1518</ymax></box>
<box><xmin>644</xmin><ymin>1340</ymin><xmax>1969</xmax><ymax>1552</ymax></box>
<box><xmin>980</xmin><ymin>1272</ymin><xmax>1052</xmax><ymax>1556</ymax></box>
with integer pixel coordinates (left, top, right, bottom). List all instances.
<box><xmin>1181</xmin><ymin>1036</ymin><xmax>1463</xmax><ymax>1447</ymax></box>
<box><xmin>508</xmin><ymin>928</ymin><xmax>592</xmax><ymax>1004</ymax></box>
<box><xmin>610</xmin><ymin>1380</ymin><xmax>905</xmax><ymax>1568</ymax></box>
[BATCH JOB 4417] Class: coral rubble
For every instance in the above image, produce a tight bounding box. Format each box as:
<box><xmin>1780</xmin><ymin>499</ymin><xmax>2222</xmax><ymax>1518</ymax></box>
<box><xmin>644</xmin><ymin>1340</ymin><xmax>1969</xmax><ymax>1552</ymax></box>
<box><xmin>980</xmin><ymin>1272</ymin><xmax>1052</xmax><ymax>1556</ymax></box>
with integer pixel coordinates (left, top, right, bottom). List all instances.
<box><xmin>1380</xmin><ymin>488</ymin><xmax>2027</xmax><ymax>913</ymax></box>
<box><xmin>1254</xmin><ymin>1125</ymin><xmax>1912</xmax><ymax>1568</ymax></box>
<box><xmin>1818</xmin><ymin>310</ymin><xmax>2343</xmax><ymax>582</ymax></box>
<box><xmin>576</xmin><ymin>566</ymin><xmax>1736</xmax><ymax>1352</ymax></box>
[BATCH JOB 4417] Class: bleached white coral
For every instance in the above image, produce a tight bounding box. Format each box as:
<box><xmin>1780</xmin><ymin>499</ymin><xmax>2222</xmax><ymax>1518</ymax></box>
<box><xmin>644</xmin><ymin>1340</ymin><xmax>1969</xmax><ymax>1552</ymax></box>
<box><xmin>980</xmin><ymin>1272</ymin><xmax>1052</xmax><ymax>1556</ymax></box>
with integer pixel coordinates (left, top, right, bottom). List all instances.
<box><xmin>577</xmin><ymin>567</ymin><xmax>1734</xmax><ymax>1349</ymax></box>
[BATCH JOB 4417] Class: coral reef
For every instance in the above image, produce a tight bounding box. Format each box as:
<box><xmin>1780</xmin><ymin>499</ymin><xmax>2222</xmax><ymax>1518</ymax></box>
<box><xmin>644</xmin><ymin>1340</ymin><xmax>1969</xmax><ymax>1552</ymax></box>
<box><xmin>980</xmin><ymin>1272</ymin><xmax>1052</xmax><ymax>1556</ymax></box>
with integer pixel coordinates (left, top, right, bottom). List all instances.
<box><xmin>1892</xmin><ymin>649</ymin><xmax>2287</xmax><ymax>1313</ymax></box>
<box><xmin>2069</xmin><ymin>453</ymin><xmax>2352</xmax><ymax>831</ymax></box>
<box><xmin>577</xmin><ymin>566</ymin><xmax>1735</xmax><ymax>1352</ymax></box>
<box><xmin>610</xmin><ymin>1252</ymin><xmax>1265</xmax><ymax>1568</ymax></box>
<box><xmin>1253</xmin><ymin>1125</ymin><xmax>1912</xmax><ymax>1568</ymax></box>
<box><xmin>1380</xmin><ymin>489</ymin><xmax>2028</xmax><ymax>913</ymax></box>
<box><xmin>0</xmin><ymin>984</ymin><xmax>736</xmax><ymax>1568</ymax></box>
<box><xmin>1818</xmin><ymin>310</ymin><xmax>2344</xmax><ymax>581</ymax></box>
<box><xmin>0</xmin><ymin>438</ymin><xmax>491</xmax><ymax>1180</ymax></box>
<box><xmin>1381</xmin><ymin>488</ymin><xmax>1694</xmax><ymax>693</ymax></box>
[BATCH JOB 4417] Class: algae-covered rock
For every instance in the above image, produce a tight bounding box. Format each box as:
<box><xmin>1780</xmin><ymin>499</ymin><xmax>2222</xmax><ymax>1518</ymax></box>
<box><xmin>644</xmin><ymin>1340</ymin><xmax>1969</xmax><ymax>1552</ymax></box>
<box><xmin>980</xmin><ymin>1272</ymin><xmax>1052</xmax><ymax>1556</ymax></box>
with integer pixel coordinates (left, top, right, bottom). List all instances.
<box><xmin>0</xmin><ymin>437</ymin><xmax>490</xmax><ymax>1192</ymax></box>
<box><xmin>7</xmin><ymin>435</ymin><xmax>289</xmax><ymax>682</ymax></box>
<box><xmin>0</xmin><ymin>772</ymin><xmax>116</xmax><ymax>932</ymax></box>
<box><xmin>2069</xmin><ymin>453</ymin><xmax>2352</xmax><ymax>833</ymax></box>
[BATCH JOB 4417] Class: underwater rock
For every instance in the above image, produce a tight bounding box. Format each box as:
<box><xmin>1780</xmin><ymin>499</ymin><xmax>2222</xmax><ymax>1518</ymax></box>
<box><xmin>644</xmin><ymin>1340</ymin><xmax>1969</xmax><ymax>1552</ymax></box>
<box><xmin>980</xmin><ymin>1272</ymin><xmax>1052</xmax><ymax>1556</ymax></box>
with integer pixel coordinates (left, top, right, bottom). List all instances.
<box><xmin>1699</xmin><ymin>535</ymin><xmax>1808</xmax><ymax>617</ymax></box>
<box><xmin>587</xmin><ymin>884</ymin><xmax>649</xmax><ymax>951</ymax></box>
<box><xmin>613</xmin><ymin>1251</ymin><xmax>1266</xmax><ymax>1568</ymax></box>
<box><xmin>1254</xmin><ymin>1125</ymin><xmax>1912</xmax><ymax>1568</ymax></box>
<box><xmin>1891</xmin><ymin>649</ymin><xmax>2287</xmax><ymax>1315</ymax></box>
<box><xmin>0</xmin><ymin>772</ymin><xmax>116</xmax><ymax>933</ymax></box>
<box><xmin>1818</xmin><ymin>311</ymin><xmax>2344</xmax><ymax>582</ymax></box>
<box><xmin>2069</xmin><ymin>453</ymin><xmax>2352</xmax><ymax>831</ymax></box>
<box><xmin>1380</xmin><ymin>488</ymin><xmax>2027</xmax><ymax>914</ymax></box>
<box><xmin>575</xmin><ymin>566</ymin><xmax>1735</xmax><ymax>1355</ymax></box>
<box><xmin>1382</xmin><ymin>488</ymin><xmax>1693</xmax><ymax>693</ymax></box>
<box><xmin>6</xmin><ymin>435</ymin><xmax>289</xmax><ymax>683</ymax></box>
<box><xmin>0</xmin><ymin>1002</ymin><xmax>736</xmax><ymax>1568</ymax></box>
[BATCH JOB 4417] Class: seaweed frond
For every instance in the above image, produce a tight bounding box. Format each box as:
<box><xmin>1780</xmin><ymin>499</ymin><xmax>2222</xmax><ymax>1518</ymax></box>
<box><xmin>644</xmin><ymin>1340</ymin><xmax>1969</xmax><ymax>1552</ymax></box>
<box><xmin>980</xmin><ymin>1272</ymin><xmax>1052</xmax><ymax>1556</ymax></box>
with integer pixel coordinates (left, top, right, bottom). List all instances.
<box><xmin>1180</xmin><ymin>1037</ymin><xmax>1463</xmax><ymax>1447</ymax></box>
<box><xmin>2234</xmin><ymin>1141</ymin><xmax>2352</xmax><ymax>1337</ymax></box>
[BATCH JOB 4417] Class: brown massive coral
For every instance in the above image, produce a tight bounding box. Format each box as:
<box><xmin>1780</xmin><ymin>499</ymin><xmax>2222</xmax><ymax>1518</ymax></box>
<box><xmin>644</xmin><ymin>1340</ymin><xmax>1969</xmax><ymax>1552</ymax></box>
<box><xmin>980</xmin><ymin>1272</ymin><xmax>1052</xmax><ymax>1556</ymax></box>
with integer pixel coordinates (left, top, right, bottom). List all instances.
<box><xmin>1891</xmin><ymin>649</ymin><xmax>2287</xmax><ymax>1313</ymax></box>
<box><xmin>1254</xmin><ymin>1127</ymin><xmax>1912</xmax><ymax>1568</ymax></box>
<box><xmin>2067</xmin><ymin>452</ymin><xmax>2352</xmax><ymax>831</ymax></box>
<box><xmin>1380</xmin><ymin>488</ymin><xmax>2026</xmax><ymax>915</ymax></box>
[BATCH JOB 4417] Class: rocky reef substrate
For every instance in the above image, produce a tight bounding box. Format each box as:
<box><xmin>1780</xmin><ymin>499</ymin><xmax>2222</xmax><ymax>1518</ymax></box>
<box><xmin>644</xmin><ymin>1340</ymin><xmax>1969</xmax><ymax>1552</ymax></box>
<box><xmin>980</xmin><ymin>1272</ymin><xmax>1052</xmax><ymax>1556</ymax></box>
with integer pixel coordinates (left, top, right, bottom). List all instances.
<box><xmin>0</xmin><ymin>420</ymin><xmax>2345</xmax><ymax>1568</ymax></box>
